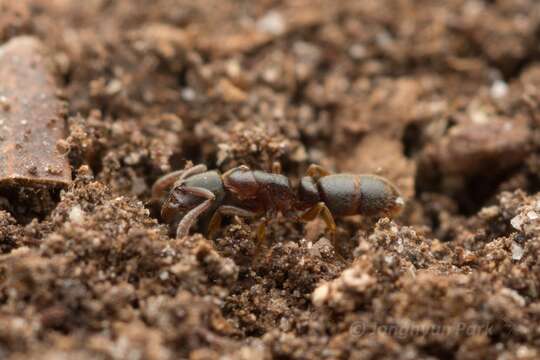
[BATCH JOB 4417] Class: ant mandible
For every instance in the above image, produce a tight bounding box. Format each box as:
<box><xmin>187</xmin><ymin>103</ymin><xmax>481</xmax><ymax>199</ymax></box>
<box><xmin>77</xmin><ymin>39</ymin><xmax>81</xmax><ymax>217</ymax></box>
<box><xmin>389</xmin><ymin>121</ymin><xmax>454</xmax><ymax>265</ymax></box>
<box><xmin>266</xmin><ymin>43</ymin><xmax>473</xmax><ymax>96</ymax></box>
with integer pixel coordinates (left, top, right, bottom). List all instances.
<box><xmin>151</xmin><ymin>163</ymin><xmax>404</xmax><ymax>254</ymax></box>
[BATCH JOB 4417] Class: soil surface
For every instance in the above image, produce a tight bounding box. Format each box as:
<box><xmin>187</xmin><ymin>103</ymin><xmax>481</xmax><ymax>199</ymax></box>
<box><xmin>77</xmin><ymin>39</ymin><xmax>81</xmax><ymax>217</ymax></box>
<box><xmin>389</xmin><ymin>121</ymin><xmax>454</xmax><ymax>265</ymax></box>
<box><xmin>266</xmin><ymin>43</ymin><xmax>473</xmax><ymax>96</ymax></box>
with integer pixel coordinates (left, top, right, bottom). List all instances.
<box><xmin>2</xmin><ymin>1</ymin><xmax>540</xmax><ymax>359</ymax></box>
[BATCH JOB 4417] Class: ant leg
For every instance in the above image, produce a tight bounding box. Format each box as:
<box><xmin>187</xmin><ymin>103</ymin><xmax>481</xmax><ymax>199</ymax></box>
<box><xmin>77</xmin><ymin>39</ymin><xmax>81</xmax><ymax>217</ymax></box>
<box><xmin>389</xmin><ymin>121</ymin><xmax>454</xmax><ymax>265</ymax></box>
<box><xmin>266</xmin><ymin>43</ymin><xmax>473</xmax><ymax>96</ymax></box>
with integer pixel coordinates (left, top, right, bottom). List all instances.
<box><xmin>175</xmin><ymin>187</ymin><xmax>215</xmax><ymax>239</ymax></box>
<box><xmin>257</xmin><ymin>220</ymin><xmax>267</xmax><ymax>244</ymax></box>
<box><xmin>210</xmin><ymin>205</ymin><xmax>268</xmax><ymax>257</ymax></box>
<box><xmin>306</xmin><ymin>164</ymin><xmax>331</xmax><ymax>180</ymax></box>
<box><xmin>222</xmin><ymin>165</ymin><xmax>250</xmax><ymax>178</ymax></box>
<box><xmin>217</xmin><ymin>205</ymin><xmax>259</xmax><ymax>218</ymax></box>
<box><xmin>272</xmin><ymin>161</ymin><xmax>282</xmax><ymax>174</ymax></box>
<box><xmin>207</xmin><ymin>205</ymin><xmax>259</xmax><ymax>239</ymax></box>
<box><xmin>152</xmin><ymin>164</ymin><xmax>208</xmax><ymax>201</ymax></box>
<box><xmin>300</xmin><ymin>202</ymin><xmax>345</xmax><ymax>261</ymax></box>
<box><xmin>207</xmin><ymin>211</ymin><xmax>222</xmax><ymax>239</ymax></box>
<box><xmin>301</xmin><ymin>202</ymin><xmax>336</xmax><ymax>233</ymax></box>
<box><xmin>178</xmin><ymin>164</ymin><xmax>208</xmax><ymax>180</ymax></box>
<box><xmin>255</xmin><ymin>217</ymin><xmax>270</xmax><ymax>257</ymax></box>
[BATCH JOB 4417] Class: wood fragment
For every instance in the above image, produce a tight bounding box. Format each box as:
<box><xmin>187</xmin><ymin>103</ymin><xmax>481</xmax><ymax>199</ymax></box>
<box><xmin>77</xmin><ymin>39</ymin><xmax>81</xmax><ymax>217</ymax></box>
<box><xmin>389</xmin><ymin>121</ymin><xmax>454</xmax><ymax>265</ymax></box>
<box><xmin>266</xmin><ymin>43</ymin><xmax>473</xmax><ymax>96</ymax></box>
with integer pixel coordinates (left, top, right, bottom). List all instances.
<box><xmin>0</xmin><ymin>36</ymin><xmax>71</xmax><ymax>188</ymax></box>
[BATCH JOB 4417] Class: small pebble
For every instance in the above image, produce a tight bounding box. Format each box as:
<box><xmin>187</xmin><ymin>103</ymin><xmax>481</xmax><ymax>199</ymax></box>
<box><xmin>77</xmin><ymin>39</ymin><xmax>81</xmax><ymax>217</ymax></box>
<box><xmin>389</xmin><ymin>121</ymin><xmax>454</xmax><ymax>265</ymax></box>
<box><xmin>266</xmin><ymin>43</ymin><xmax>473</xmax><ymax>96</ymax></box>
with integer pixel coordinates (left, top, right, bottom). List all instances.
<box><xmin>526</xmin><ymin>210</ymin><xmax>538</xmax><ymax>220</ymax></box>
<box><xmin>490</xmin><ymin>80</ymin><xmax>508</xmax><ymax>99</ymax></box>
<box><xmin>159</xmin><ymin>271</ymin><xmax>169</xmax><ymax>281</ymax></box>
<box><xmin>511</xmin><ymin>215</ymin><xmax>523</xmax><ymax>231</ymax></box>
<box><xmin>512</xmin><ymin>242</ymin><xmax>524</xmax><ymax>261</ymax></box>
<box><xmin>312</xmin><ymin>283</ymin><xmax>330</xmax><ymax>307</ymax></box>
<box><xmin>0</xmin><ymin>96</ymin><xmax>10</xmax><ymax>111</ymax></box>
<box><xmin>69</xmin><ymin>205</ymin><xmax>85</xmax><ymax>224</ymax></box>
<box><xmin>256</xmin><ymin>11</ymin><xmax>286</xmax><ymax>35</ymax></box>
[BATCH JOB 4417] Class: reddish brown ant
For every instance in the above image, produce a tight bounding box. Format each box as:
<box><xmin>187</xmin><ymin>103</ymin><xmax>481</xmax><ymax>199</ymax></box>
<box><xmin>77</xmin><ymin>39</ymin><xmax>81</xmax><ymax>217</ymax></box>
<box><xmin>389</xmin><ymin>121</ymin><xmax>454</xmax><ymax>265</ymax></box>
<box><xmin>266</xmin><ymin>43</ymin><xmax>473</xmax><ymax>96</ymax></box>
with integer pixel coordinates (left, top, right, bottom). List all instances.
<box><xmin>152</xmin><ymin>163</ymin><xmax>404</xmax><ymax>254</ymax></box>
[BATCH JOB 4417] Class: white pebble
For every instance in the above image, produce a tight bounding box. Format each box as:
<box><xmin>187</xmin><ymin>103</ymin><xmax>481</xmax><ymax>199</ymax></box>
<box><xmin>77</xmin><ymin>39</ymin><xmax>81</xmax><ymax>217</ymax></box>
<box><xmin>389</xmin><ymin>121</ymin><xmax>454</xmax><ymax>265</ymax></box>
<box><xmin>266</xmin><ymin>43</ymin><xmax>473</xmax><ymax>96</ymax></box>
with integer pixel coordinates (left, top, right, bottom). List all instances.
<box><xmin>256</xmin><ymin>11</ymin><xmax>286</xmax><ymax>35</ymax></box>
<box><xmin>510</xmin><ymin>215</ymin><xmax>523</xmax><ymax>231</ymax></box>
<box><xmin>512</xmin><ymin>242</ymin><xmax>524</xmax><ymax>261</ymax></box>
<box><xmin>312</xmin><ymin>283</ymin><xmax>330</xmax><ymax>307</ymax></box>
<box><xmin>159</xmin><ymin>271</ymin><xmax>169</xmax><ymax>281</ymax></box>
<box><xmin>471</xmin><ymin>110</ymin><xmax>489</xmax><ymax>124</ymax></box>
<box><xmin>181</xmin><ymin>88</ymin><xmax>196</xmax><ymax>101</ymax></box>
<box><xmin>527</xmin><ymin>210</ymin><xmax>538</xmax><ymax>220</ymax></box>
<box><xmin>69</xmin><ymin>205</ymin><xmax>85</xmax><ymax>224</ymax></box>
<box><xmin>490</xmin><ymin>80</ymin><xmax>508</xmax><ymax>99</ymax></box>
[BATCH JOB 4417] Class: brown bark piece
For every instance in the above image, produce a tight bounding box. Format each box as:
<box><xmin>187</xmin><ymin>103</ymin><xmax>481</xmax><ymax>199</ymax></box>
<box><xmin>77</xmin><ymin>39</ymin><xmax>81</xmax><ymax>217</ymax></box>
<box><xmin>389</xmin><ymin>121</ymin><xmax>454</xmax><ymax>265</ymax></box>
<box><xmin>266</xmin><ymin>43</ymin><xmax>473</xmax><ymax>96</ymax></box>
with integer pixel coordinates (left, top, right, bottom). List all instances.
<box><xmin>0</xmin><ymin>36</ymin><xmax>71</xmax><ymax>188</ymax></box>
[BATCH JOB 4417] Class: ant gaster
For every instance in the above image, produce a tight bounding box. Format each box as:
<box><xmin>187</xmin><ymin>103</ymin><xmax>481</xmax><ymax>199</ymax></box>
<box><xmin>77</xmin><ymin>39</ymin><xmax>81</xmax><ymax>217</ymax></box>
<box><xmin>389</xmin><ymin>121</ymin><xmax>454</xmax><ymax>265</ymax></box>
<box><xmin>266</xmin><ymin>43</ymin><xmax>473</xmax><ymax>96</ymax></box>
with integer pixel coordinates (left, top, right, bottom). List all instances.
<box><xmin>152</xmin><ymin>163</ymin><xmax>404</xmax><ymax>252</ymax></box>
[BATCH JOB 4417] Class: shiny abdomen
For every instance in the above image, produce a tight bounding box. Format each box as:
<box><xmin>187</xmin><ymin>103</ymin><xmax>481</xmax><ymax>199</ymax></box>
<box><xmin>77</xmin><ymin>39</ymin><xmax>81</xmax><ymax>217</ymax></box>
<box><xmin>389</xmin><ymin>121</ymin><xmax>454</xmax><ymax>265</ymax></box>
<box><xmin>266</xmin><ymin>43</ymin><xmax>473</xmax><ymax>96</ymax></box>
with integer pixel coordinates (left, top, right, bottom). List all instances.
<box><xmin>318</xmin><ymin>174</ymin><xmax>360</xmax><ymax>216</ymax></box>
<box><xmin>318</xmin><ymin>174</ymin><xmax>402</xmax><ymax>217</ymax></box>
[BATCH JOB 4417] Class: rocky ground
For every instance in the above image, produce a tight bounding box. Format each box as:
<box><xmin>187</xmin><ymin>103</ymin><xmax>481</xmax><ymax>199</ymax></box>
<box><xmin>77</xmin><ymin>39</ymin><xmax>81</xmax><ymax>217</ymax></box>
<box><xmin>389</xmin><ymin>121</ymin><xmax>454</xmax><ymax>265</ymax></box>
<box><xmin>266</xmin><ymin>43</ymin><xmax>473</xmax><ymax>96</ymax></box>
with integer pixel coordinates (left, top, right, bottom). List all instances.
<box><xmin>2</xmin><ymin>1</ymin><xmax>540</xmax><ymax>359</ymax></box>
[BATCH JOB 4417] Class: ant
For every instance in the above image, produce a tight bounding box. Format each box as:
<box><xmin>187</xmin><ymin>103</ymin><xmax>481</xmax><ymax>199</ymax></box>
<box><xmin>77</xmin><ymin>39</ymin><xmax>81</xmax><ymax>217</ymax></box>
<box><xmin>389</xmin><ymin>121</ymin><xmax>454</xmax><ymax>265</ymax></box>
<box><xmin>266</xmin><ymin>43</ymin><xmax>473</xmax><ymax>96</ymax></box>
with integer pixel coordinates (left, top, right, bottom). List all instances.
<box><xmin>151</xmin><ymin>163</ymin><xmax>404</xmax><ymax>256</ymax></box>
